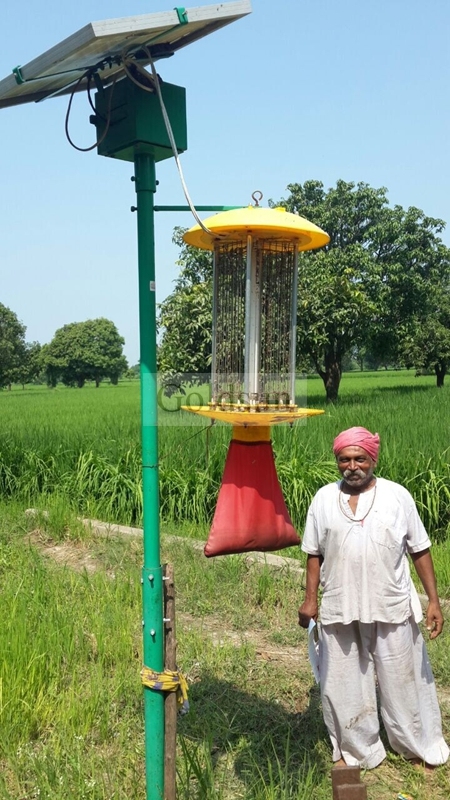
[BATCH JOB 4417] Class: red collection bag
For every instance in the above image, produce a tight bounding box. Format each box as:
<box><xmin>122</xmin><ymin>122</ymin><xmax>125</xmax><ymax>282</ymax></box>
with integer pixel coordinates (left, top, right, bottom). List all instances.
<box><xmin>204</xmin><ymin>438</ymin><xmax>300</xmax><ymax>557</ymax></box>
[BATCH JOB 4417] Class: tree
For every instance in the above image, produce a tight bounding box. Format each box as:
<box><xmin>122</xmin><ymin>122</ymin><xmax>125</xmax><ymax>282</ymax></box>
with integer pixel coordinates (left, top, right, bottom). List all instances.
<box><xmin>401</xmin><ymin>292</ymin><xmax>450</xmax><ymax>387</ymax></box>
<box><xmin>296</xmin><ymin>243</ymin><xmax>377</xmax><ymax>400</ymax></box>
<box><xmin>366</xmin><ymin>206</ymin><xmax>450</xmax><ymax>371</ymax></box>
<box><xmin>157</xmin><ymin>227</ymin><xmax>213</xmax><ymax>378</ymax></box>
<box><xmin>0</xmin><ymin>303</ymin><xmax>26</xmax><ymax>389</ymax></box>
<box><xmin>274</xmin><ymin>180</ymin><xmax>450</xmax><ymax>401</ymax></box>
<box><xmin>42</xmin><ymin>318</ymin><xmax>128</xmax><ymax>388</ymax></box>
<box><xmin>14</xmin><ymin>341</ymin><xmax>42</xmax><ymax>388</ymax></box>
<box><xmin>127</xmin><ymin>363</ymin><xmax>140</xmax><ymax>379</ymax></box>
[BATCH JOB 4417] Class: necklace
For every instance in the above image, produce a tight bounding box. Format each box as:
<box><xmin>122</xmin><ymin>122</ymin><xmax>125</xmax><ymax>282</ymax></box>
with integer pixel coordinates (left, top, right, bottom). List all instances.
<box><xmin>338</xmin><ymin>481</ymin><xmax>377</xmax><ymax>524</ymax></box>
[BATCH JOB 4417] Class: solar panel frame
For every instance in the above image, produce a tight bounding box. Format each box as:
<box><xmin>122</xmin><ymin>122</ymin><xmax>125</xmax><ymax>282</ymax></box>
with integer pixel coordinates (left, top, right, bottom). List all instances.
<box><xmin>0</xmin><ymin>1</ymin><xmax>251</xmax><ymax>108</ymax></box>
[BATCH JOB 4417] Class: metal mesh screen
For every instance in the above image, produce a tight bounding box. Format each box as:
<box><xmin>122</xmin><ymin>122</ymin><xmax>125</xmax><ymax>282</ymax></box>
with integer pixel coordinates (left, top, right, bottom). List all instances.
<box><xmin>213</xmin><ymin>242</ymin><xmax>246</xmax><ymax>402</ymax></box>
<box><xmin>213</xmin><ymin>239</ymin><xmax>296</xmax><ymax>406</ymax></box>
<box><xmin>259</xmin><ymin>240</ymin><xmax>295</xmax><ymax>404</ymax></box>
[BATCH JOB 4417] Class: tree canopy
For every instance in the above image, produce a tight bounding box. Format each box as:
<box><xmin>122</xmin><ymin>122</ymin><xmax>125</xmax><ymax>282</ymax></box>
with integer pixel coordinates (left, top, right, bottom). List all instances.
<box><xmin>42</xmin><ymin>318</ymin><xmax>128</xmax><ymax>388</ymax></box>
<box><xmin>0</xmin><ymin>303</ymin><xmax>27</xmax><ymax>388</ymax></box>
<box><xmin>157</xmin><ymin>227</ymin><xmax>213</xmax><ymax>379</ymax></box>
<box><xmin>401</xmin><ymin>290</ymin><xmax>450</xmax><ymax>388</ymax></box>
<box><xmin>274</xmin><ymin>180</ymin><xmax>450</xmax><ymax>399</ymax></box>
<box><xmin>14</xmin><ymin>341</ymin><xmax>42</xmax><ymax>388</ymax></box>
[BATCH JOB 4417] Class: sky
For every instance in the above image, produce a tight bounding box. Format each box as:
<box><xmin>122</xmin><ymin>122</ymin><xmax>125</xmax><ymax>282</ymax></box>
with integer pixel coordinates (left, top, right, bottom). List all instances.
<box><xmin>0</xmin><ymin>0</ymin><xmax>449</xmax><ymax>365</ymax></box>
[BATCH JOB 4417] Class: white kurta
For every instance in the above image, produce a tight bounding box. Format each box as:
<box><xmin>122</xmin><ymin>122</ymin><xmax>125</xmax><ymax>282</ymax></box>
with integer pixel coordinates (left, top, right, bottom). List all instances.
<box><xmin>302</xmin><ymin>477</ymin><xmax>429</xmax><ymax>625</ymax></box>
<box><xmin>301</xmin><ymin>477</ymin><xmax>449</xmax><ymax>768</ymax></box>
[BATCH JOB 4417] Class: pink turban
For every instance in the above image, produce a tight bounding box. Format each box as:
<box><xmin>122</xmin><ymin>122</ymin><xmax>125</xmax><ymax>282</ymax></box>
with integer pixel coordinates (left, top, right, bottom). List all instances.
<box><xmin>333</xmin><ymin>426</ymin><xmax>380</xmax><ymax>462</ymax></box>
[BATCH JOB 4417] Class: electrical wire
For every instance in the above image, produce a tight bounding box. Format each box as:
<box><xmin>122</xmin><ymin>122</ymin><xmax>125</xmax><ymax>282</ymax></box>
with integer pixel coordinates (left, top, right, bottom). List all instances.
<box><xmin>121</xmin><ymin>57</ymin><xmax>158</xmax><ymax>93</ymax></box>
<box><xmin>123</xmin><ymin>45</ymin><xmax>216</xmax><ymax>237</ymax></box>
<box><xmin>64</xmin><ymin>70</ymin><xmax>118</xmax><ymax>153</ymax></box>
<box><xmin>64</xmin><ymin>46</ymin><xmax>218</xmax><ymax>236</ymax></box>
<box><xmin>158</xmin><ymin>420</ymin><xmax>215</xmax><ymax>465</ymax></box>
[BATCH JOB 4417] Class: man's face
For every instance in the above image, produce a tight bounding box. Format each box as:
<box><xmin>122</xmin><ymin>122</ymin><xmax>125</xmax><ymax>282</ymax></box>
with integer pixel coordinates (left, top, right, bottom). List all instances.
<box><xmin>336</xmin><ymin>445</ymin><xmax>376</xmax><ymax>491</ymax></box>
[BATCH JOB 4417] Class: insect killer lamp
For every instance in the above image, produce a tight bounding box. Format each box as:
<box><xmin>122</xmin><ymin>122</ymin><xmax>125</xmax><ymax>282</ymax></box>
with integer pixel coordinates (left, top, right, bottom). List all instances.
<box><xmin>182</xmin><ymin>195</ymin><xmax>330</xmax><ymax>556</ymax></box>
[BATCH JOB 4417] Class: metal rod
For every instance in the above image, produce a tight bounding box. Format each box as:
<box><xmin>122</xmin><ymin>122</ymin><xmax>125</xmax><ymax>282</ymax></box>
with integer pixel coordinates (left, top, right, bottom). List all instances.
<box><xmin>244</xmin><ymin>235</ymin><xmax>260</xmax><ymax>403</ymax></box>
<box><xmin>211</xmin><ymin>247</ymin><xmax>218</xmax><ymax>402</ymax></box>
<box><xmin>254</xmin><ymin>244</ymin><xmax>262</xmax><ymax>400</ymax></box>
<box><xmin>134</xmin><ymin>151</ymin><xmax>165</xmax><ymax>800</ymax></box>
<box><xmin>290</xmin><ymin>244</ymin><xmax>299</xmax><ymax>405</ymax></box>
<box><xmin>244</xmin><ymin>235</ymin><xmax>252</xmax><ymax>401</ymax></box>
<box><xmin>163</xmin><ymin>564</ymin><xmax>177</xmax><ymax>800</ymax></box>
<box><xmin>154</xmin><ymin>205</ymin><xmax>243</xmax><ymax>212</ymax></box>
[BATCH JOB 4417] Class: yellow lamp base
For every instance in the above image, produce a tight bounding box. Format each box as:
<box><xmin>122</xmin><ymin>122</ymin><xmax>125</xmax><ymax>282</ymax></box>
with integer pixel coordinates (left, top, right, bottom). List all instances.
<box><xmin>232</xmin><ymin>425</ymin><xmax>271</xmax><ymax>442</ymax></box>
<box><xmin>181</xmin><ymin>406</ymin><xmax>324</xmax><ymax>427</ymax></box>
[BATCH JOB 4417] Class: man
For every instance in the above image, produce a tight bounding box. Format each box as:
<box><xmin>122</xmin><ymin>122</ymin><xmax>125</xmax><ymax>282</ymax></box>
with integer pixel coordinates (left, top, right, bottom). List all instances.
<box><xmin>298</xmin><ymin>426</ymin><xmax>449</xmax><ymax>769</ymax></box>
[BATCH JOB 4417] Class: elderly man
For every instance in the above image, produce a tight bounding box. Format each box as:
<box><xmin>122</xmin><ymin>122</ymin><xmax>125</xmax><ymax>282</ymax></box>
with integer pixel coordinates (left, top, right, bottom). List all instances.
<box><xmin>298</xmin><ymin>426</ymin><xmax>449</xmax><ymax>769</ymax></box>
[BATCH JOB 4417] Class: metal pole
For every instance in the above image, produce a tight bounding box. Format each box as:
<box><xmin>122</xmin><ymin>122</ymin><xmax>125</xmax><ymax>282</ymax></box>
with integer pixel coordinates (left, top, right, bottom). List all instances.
<box><xmin>244</xmin><ymin>234</ymin><xmax>252</xmax><ymax>402</ymax></box>
<box><xmin>289</xmin><ymin>244</ymin><xmax>299</xmax><ymax>405</ymax></box>
<box><xmin>154</xmin><ymin>204</ymin><xmax>243</xmax><ymax>212</ymax></box>
<box><xmin>211</xmin><ymin>247</ymin><xmax>219</xmax><ymax>403</ymax></box>
<box><xmin>134</xmin><ymin>151</ymin><xmax>165</xmax><ymax>800</ymax></box>
<box><xmin>244</xmin><ymin>234</ymin><xmax>261</xmax><ymax>404</ymax></box>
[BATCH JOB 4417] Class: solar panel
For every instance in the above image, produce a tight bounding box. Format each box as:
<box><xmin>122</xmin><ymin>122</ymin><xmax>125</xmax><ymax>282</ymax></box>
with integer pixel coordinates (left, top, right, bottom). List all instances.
<box><xmin>0</xmin><ymin>1</ymin><xmax>251</xmax><ymax>109</ymax></box>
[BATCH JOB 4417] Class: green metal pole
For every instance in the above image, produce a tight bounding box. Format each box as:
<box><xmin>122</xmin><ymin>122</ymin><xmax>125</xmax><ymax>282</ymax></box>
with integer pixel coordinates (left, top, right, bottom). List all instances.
<box><xmin>133</xmin><ymin>151</ymin><xmax>165</xmax><ymax>800</ymax></box>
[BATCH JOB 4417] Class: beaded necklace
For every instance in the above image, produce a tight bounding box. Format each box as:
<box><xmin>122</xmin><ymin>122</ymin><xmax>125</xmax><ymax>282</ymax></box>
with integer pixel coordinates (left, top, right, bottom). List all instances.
<box><xmin>338</xmin><ymin>480</ymin><xmax>377</xmax><ymax>525</ymax></box>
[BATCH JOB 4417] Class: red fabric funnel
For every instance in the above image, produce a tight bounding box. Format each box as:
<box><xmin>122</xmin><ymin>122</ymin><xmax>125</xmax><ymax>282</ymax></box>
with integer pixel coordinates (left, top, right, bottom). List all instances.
<box><xmin>204</xmin><ymin>439</ymin><xmax>300</xmax><ymax>557</ymax></box>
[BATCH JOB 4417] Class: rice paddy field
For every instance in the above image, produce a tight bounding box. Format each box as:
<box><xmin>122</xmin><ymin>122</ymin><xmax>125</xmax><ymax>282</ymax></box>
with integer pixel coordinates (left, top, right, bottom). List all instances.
<box><xmin>1</xmin><ymin>370</ymin><xmax>450</xmax><ymax>540</ymax></box>
<box><xmin>1</xmin><ymin>370</ymin><xmax>450</xmax><ymax>799</ymax></box>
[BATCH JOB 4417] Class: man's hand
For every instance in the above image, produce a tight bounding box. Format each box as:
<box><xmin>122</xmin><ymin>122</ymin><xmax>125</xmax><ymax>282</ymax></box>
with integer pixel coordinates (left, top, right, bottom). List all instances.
<box><xmin>411</xmin><ymin>549</ymin><xmax>444</xmax><ymax>640</ymax></box>
<box><xmin>425</xmin><ymin>600</ymin><xmax>444</xmax><ymax>639</ymax></box>
<box><xmin>298</xmin><ymin>599</ymin><xmax>318</xmax><ymax>629</ymax></box>
<box><xmin>299</xmin><ymin>555</ymin><xmax>321</xmax><ymax>628</ymax></box>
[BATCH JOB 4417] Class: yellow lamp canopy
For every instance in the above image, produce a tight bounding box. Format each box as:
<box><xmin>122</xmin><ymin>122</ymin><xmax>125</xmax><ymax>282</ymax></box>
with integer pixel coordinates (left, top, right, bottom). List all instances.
<box><xmin>183</xmin><ymin>204</ymin><xmax>330</xmax><ymax>251</ymax></box>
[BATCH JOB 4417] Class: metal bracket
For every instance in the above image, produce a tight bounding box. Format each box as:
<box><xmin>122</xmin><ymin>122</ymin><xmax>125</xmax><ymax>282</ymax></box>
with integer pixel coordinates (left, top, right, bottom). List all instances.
<box><xmin>174</xmin><ymin>7</ymin><xmax>189</xmax><ymax>24</ymax></box>
<box><xmin>12</xmin><ymin>65</ymin><xmax>25</xmax><ymax>85</ymax></box>
<box><xmin>93</xmin><ymin>72</ymin><xmax>104</xmax><ymax>98</ymax></box>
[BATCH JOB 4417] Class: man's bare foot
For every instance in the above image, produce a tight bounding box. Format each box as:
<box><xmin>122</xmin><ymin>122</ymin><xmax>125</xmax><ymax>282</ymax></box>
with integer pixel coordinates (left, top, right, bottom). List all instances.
<box><xmin>409</xmin><ymin>758</ymin><xmax>437</xmax><ymax>774</ymax></box>
<box><xmin>333</xmin><ymin>758</ymin><xmax>347</xmax><ymax>767</ymax></box>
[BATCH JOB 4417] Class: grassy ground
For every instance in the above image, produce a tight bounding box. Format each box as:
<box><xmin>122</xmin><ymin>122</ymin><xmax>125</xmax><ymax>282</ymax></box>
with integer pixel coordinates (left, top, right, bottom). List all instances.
<box><xmin>1</xmin><ymin>500</ymin><xmax>449</xmax><ymax>800</ymax></box>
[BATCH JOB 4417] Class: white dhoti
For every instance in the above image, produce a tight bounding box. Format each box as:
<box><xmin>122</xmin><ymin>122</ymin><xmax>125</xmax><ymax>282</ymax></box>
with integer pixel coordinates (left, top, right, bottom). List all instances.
<box><xmin>319</xmin><ymin>619</ymin><xmax>449</xmax><ymax>769</ymax></box>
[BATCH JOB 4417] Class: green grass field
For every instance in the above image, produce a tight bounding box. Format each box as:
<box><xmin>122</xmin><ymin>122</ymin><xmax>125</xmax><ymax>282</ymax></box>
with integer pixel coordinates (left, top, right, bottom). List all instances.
<box><xmin>1</xmin><ymin>371</ymin><xmax>450</xmax><ymax>798</ymax></box>
<box><xmin>1</xmin><ymin>371</ymin><xmax>450</xmax><ymax>538</ymax></box>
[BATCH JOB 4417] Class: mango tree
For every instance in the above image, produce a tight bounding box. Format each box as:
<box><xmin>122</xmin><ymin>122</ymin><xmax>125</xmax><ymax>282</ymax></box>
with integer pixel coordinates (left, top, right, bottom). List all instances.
<box><xmin>275</xmin><ymin>180</ymin><xmax>450</xmax><ymax>402</ymax></box>
<box><xmin>0</xmin><ymin>303</ymin><xmax>26</xmax><ymax>389</ymax></box>
<box><xmin>42</xmin><ymin>318</ymin><xmax>127</xmax><ymax>388</ymax></box>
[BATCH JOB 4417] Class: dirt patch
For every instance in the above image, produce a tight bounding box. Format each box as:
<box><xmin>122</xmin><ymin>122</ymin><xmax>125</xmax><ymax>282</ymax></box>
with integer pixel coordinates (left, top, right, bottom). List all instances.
<box><xmin>26</xmin><ymin>530</ymin><xmax>108</xmax><ymax>575</ymax></box>
<box><xmin>178</xmin><ymin>610</ymin><xmax>308</xmax><ymax>667</ymax></box>
<box><xmin>27</xmin><ymin>531</ymin><xmax>307</xmax><ymax>668</ymax></box>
